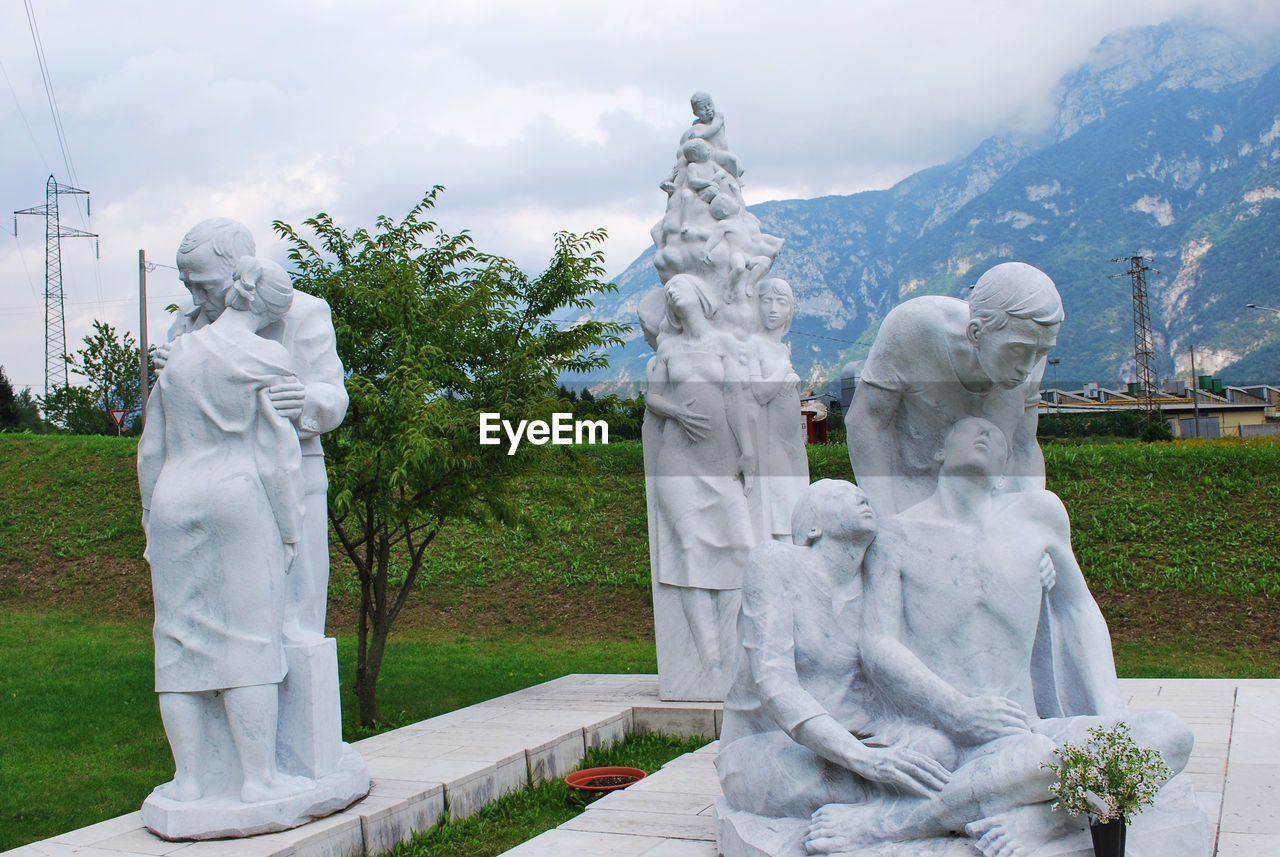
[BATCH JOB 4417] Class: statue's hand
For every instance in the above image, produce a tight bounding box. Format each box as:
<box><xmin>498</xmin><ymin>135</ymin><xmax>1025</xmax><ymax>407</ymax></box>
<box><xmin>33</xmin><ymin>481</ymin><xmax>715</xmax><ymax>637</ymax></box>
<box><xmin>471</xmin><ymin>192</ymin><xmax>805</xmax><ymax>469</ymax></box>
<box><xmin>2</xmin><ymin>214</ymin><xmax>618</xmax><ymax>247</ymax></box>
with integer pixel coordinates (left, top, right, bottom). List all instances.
<box><xmin>850</xmin><ymin>744</ymin><xmax>951</xmax><ymax>798</ymax></box>
<box><xmin>674</xmin><ymin>400</ymin><xmax>711</xmax><ymax>443</ymax></box>
<box><xmin>153</xmin><ymin>343</ymin><xmax>171</xmax><ymax>371</ymax></box>
<box><xmin>1039</xmin><ymin>551</ymin><xmax>1057</xmax><ymax>591</ymax></box>
<box><xmin>954</xmin><ymin>695</ymin><xmax>1031</xmax><ymax>743</ymax></box>
<box><xmin>659</xmin><ymin>181</ymin><xmax>675</xmax><ymax>195</ymax></box>
<box><xmin>738</xmin><ymin>452</ymin><xmax>756</xmax><ymax>495</ymax></box>
<box><xmin>268</xmin><ymin>380</ymin><xmax>306</xmax><ymax>420</ymax></box>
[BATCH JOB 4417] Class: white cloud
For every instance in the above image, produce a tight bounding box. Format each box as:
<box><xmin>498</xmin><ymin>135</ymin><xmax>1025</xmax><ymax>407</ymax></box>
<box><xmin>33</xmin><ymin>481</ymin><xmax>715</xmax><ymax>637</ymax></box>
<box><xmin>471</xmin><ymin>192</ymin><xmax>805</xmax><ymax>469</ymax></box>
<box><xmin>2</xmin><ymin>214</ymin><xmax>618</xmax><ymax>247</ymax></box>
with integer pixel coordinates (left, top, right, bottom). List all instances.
<box><xmin>1</xmin><ymin>0</ymin><xmax>1278</xmax><ymax>392</ymax></box>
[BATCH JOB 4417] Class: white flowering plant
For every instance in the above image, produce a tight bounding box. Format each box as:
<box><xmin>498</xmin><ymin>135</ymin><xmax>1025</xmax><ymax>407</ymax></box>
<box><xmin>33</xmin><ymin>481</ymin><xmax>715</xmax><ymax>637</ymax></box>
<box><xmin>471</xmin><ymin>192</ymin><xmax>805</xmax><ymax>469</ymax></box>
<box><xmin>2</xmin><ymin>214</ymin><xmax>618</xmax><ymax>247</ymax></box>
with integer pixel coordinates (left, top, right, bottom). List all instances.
<box><xmin>1041</xmin><ymin>722</ymin><xmax>1172</xmax><ymax>823</ymax></box>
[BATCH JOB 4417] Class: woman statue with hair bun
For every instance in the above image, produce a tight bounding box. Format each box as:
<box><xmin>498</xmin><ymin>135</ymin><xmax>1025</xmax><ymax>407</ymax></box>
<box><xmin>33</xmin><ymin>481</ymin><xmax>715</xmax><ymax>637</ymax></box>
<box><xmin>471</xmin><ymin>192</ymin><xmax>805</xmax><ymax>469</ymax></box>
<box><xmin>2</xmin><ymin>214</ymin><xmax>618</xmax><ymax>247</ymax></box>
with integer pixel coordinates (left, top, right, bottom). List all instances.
<box><xmin>138</xmin><ymin>255</ymin><xmax>315</xmax><ymax>808</ymax></box>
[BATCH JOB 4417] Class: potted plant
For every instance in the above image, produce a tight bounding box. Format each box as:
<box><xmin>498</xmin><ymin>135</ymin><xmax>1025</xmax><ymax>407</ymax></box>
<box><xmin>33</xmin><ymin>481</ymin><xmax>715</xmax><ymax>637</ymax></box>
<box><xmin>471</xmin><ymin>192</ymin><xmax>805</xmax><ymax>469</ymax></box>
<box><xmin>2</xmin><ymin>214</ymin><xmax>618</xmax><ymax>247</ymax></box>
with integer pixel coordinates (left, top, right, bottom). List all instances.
<box><xmin>1041</xmin><ymin>722</ymin><xmax>1172</xmax><ymax>857</ymax></box>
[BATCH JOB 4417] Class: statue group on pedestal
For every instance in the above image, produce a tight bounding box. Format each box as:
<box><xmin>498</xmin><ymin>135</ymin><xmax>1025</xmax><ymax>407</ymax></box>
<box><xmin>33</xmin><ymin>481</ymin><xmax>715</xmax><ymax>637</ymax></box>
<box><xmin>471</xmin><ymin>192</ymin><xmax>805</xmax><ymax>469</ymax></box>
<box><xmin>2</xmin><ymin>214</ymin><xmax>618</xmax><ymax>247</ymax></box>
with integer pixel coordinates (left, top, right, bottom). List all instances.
<box><xmin>641</xmin><ymin>93</ymin><xmax>809</xmax><ymax>702</ymax></box>
<box><xmin>138</xmin><ymin>219</ymin><xmax>368</xmax><ymax>840</ymax></box>
<box><xmin>711</xmin><ymin>260</ymin><xmax>1211</xmax><ymax>855</ymax></box>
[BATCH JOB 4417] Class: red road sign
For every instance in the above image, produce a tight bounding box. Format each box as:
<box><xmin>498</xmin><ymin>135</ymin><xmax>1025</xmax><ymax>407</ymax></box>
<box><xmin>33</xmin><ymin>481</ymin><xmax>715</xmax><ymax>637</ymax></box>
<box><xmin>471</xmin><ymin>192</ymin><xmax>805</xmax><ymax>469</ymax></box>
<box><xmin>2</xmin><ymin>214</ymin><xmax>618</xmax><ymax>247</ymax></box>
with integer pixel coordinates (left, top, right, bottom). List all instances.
<box><xmin>109</xmin><ymin>409</ymin><xmax>126</xmax><ymax>428</ymax></box>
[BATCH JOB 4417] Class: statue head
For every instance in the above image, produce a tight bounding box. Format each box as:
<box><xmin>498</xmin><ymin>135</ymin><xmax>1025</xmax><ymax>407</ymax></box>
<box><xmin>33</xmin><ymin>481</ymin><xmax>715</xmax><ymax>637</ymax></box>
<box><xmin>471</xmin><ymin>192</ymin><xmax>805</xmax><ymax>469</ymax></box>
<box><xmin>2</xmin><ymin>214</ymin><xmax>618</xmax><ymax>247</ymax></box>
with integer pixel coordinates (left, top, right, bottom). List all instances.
<box><xmin>967</xmin><ymin>262</ymin><xmax>1062</xmax><ymax>390</ymax></box>
<box><xmin>682</xmin><ymin>138</ymin><xmax>713</xmax><ymax>164</ymax></box>
<box><xmin>638</xmin><ymin>287</ymin><xmax>669</xmax><ymax>351</ymax></box>
<box><xmin>758</xmin><ymin>278</ymin><xmax>794</xmax><ymax>336</ymax></box>
<box><xmin>791</xmin><ymin>479</ymin><xmax>877</xmax><ymax>547</ymax></box>
<box><xmin>709</xmin><ymin>193</ymin><xmax>740</xmax><ymax>221</ymax></box>
<box><xmin>690</xmin><ymin>91</ymin><xmax>715</xmax><ymax>122</ymax></box>
<box><xmin>663</xmin><ymin>274</ymin><xmax>716</xmax><ymax>332</ymax></box>
<box><xmin>935</xmin><ymin>417</ymin><xmax>1009</xmax><ymax>484</ymax></box>
<box><xmin>226</xmin><ymin>256</ymin><xmax>293</xmax><ymax>328</ymax></box>
<box><xmin>176</xmin><ymin>218</ymin><xmax>256</xmax><ymax>321</ymax></box>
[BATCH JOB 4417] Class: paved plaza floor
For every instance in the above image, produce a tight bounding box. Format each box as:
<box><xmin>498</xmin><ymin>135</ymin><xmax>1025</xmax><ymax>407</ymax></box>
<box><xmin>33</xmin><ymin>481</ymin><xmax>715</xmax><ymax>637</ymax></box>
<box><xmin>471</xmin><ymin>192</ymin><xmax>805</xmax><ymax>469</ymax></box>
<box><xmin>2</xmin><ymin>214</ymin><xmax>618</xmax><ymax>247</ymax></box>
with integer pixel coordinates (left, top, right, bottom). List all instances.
<box><xmin>4</xmin><ymin>676</ymin><xmax>1275</xmax><ymax>857</ymax></box>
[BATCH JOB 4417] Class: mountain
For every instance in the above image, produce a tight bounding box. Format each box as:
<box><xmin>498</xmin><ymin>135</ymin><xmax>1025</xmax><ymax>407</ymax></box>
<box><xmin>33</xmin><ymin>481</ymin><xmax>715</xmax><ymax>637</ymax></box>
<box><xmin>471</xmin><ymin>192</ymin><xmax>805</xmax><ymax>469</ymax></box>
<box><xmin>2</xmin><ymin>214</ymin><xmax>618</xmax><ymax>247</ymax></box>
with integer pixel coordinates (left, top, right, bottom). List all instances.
<box><xmin>589</xmin><ymin>21</ymin><xmax>1280</xmax><ymax>393</ymax></box>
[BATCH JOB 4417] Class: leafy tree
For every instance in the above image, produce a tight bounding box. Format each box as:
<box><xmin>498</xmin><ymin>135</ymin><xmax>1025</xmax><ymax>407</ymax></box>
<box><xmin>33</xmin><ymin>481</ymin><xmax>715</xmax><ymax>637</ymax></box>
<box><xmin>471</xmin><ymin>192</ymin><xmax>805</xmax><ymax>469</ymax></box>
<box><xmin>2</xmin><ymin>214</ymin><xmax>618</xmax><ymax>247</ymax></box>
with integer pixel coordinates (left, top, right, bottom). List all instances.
<box><xmin>0</xmin><ymin>366</ymin><xmax>17</xmax><ymax>429</ymax></box>
<box><xmin>274</xmin><ymin>188</ymin><xmax>627</xmax><ymax>726</ymax></box>
<box><xmin>40</xmin><ymin>383</ymin><xmax>111</xmax><ymax>434</ymax></box>
<box><xmin>10</xmin><ymin>386</ymin><xmax>43</xmax><ymax>432</ymax></box>
<box><xmin>61</xmin><ymin>321</ymin><xmax>155</xmax><ymax>435</ymax></box>
<box><xmin>0</xmin><ymin>370</ymin><xmax>42</xmax><ymax>432</ymax></box>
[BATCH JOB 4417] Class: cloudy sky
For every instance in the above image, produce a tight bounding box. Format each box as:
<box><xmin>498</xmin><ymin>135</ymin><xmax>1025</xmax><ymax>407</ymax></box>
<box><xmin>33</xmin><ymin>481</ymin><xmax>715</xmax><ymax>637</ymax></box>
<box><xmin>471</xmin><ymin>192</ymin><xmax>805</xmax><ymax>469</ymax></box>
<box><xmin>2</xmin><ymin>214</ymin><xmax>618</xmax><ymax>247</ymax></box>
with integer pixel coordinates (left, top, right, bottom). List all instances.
<box><xmin>2</xmin><ymin>0</ymin><xmax>1278</xmax><ymax>394</ymax></box>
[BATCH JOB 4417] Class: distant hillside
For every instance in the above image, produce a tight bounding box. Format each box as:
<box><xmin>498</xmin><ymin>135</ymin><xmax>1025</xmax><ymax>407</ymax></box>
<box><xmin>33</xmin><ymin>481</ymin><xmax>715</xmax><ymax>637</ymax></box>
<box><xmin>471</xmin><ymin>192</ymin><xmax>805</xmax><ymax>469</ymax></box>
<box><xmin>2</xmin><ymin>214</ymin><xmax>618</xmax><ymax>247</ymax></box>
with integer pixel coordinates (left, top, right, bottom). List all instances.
<box><xmin>589</xmin><ymin>21</ymin><xmax>1280</xmax><ymax>393</ymax></box>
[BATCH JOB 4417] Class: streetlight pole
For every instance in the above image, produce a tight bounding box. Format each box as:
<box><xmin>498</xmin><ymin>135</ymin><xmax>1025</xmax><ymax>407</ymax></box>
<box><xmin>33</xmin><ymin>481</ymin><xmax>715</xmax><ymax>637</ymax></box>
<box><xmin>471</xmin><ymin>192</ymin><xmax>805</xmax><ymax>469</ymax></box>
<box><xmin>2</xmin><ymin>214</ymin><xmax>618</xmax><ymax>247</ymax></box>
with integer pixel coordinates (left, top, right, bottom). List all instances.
<box><xmin>139</xmin><ymin>249</ymin><xmax>149</xmax><ymax>425</ymax></box>
<box><xmin>1046</xmin><ymin>357</ymin><xmax>1061</xmax><ymax>415</ymax></box>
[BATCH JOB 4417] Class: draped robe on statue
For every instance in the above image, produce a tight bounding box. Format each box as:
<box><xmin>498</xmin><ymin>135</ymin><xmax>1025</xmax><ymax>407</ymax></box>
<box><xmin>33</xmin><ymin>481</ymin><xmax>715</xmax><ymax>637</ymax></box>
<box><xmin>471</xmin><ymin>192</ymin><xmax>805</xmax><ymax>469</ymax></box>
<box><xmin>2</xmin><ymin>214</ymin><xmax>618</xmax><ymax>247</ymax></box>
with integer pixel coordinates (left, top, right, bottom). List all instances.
<box><xmin>139</xmin><ymin>324</ymin><xmax>303</xmax><ymax>693</ymax></box>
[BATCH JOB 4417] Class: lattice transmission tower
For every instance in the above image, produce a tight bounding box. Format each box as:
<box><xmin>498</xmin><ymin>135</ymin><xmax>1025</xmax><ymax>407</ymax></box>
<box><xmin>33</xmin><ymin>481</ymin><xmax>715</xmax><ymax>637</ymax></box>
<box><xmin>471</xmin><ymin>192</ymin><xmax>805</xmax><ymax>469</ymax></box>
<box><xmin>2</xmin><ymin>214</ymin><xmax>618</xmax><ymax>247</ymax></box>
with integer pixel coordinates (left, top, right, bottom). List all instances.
<box><xmin>14</xmin><ymin>174</ymin><xmax>97</xmax><ymax>399</ymax></box>
<box><xmin>1110</xmin><ymin>255</ymin><xmax>1161</xmax><ymax>420</ymax></box>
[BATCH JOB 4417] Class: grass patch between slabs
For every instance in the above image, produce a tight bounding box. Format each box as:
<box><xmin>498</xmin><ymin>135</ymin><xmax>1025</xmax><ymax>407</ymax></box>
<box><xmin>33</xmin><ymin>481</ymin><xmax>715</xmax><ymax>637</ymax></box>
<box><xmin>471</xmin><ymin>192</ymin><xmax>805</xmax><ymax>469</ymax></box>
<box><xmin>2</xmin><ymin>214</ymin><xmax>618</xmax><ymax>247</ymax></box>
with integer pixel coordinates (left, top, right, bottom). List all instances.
<box><xmin>386</xmin><ymin>732</ymin><xmax>708</xmax><ymax>857</ymax></box>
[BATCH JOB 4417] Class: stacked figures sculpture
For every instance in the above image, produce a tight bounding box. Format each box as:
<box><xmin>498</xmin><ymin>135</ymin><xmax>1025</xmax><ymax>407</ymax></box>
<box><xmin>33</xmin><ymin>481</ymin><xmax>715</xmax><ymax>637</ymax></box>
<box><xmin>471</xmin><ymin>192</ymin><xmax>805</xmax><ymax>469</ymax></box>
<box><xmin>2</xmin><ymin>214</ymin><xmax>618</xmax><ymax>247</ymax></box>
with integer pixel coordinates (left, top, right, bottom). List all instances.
<box><xmin>714</xmin><ymin>266</ymin><xmax>1212</xmax><ymax>855</ymax></box>
<box><xmin>642</xmin><ymin>93</ymin><xmax>809</xmax><ymax>701</ymax></box>
<box><xmin>138</xmin><ymin>220</ymin><xmax>368</xmax><ymax>839</ymax></box>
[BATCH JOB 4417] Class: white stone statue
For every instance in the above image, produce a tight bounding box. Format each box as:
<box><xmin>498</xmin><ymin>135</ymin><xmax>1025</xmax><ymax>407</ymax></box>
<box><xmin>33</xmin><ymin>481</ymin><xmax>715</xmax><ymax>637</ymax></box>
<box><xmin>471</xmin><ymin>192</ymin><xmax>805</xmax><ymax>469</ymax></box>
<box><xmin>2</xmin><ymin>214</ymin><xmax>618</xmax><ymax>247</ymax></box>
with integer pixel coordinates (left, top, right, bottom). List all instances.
<box><xmin>140</xmin><ymin>257</ymin><xmax>309</xmax><ymax>808</ymax></box>
<box><xmin>660</xmin><ymin>91</ymin><xmax>743</xmax><ymax>195</ymax></box>
<box><xmin>846</xmin><ymin>262</ymin><xmax>1062</xmax><ymax>516</ymax></box>
<box><xmin>748</xmin><ymin>279</ymin><xmax>808</xmax><ymax>543</ymax></box>
<box><xmin>139</xmin><ymin>222</ymin><xmax>367</xmax><ymax>840</ymax></box>
<box><xmin>717</xmin><ymin>481</ymin><xmax>951</xmax><ymax>822</ymax></box>
<box><xmin>166</xmin><ymin>218</ymin><xmax>349</xmax><ymax>643</ymax></box>
<box><xmin>715</xmin><ymin>419</ymin><xmax>1211</xmax><ymax>857</ymax></box>
<box><xmin>644</xmin><ymin>274</ymin><xmax>757</xmax><ymax>700</ymax></box>
<box><xmin>642</xmin><ymin>96</ymin><xmax>808</xmax><ymax>701</ymax></box>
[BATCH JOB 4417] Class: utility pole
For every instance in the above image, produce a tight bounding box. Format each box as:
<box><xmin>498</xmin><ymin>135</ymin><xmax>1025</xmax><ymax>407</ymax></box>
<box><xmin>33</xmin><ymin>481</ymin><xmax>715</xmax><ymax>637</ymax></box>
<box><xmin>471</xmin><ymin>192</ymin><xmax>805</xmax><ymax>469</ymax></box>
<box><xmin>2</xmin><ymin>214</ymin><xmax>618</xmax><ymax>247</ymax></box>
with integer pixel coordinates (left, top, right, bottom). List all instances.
<box><xmin>14</xmin><ymin>175</ymin><xmax>98</xmax><ymax>399</ymax></box>
<box><xmin>1188</xmin><ymin>345</ymin><xmax>1200</xmax><ymax>439</ymax></box>
<box><xmin>139</xmin><ymin>249</ymin><xmax>149</xmax><ymax>424</ymax></box>
<box><xmin>1046</xmin><ymin>357</ymin><xmax>1061</xmax><ymax>416</ymax></box>
<box><xmin>1111</xmin><ymin>255</ymin><xmax>1161</xmax><ymax>426</ymax></box>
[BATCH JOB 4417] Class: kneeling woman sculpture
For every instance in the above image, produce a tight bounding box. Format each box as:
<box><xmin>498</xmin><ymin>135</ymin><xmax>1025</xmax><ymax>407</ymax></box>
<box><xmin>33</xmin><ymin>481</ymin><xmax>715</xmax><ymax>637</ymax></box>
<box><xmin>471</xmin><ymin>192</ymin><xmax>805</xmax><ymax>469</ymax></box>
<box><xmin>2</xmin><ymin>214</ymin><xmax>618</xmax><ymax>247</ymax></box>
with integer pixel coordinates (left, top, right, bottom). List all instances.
<box><xmin>139</xmin><ymin>257</ymin><xmax>348</xmax><ymax>837</ymax></box>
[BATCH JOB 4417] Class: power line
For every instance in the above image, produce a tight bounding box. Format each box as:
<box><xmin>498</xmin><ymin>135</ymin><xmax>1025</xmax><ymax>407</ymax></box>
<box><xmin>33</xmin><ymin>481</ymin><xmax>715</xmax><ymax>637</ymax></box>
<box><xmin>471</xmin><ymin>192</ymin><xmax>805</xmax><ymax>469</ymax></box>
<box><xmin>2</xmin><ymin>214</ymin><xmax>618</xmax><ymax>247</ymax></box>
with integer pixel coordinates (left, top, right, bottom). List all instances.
<box><xmin>6</xmin><ymin>228</ymin><xmax>41</xmax><ymax>300</ymax></box>
<box><xmin>18</xmin><ymin>2</ymin><xmax>106</xmax><ymax>320</ymax></box>
<box><xmin>23</xmin><ymin>0</ymin><xmax>79</xmax><ymax>189</ymax></box>
<box><xmin>0</xmin><ymin>55</ymin><xmax>51</xmax><ymax>175</ymax></box>
<box><xmin>0</xmin><ymin>293</ymin><xmax>188</xmax><ymax>314</ymax></box>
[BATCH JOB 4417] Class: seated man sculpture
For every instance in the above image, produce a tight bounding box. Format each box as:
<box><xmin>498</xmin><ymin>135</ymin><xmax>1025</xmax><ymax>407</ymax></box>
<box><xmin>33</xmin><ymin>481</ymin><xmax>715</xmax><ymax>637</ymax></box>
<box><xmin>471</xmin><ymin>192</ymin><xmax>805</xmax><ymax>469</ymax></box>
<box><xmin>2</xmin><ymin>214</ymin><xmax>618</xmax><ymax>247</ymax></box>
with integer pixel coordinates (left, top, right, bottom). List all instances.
<box><xmin>806</xmin><ymin>418</ymin><xmax>1202</xmax><ymax>857</ymax></box>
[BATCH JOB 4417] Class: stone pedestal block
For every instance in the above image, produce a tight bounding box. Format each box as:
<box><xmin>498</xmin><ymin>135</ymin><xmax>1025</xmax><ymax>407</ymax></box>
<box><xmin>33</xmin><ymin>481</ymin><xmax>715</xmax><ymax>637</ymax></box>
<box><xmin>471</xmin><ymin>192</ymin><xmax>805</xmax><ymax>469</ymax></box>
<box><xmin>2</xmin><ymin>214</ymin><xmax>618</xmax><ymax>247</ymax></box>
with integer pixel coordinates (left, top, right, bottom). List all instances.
<box><xmin>278</xmin><ymin>639</ymin><xmax>344</xmax><ymax>778</ymax></box>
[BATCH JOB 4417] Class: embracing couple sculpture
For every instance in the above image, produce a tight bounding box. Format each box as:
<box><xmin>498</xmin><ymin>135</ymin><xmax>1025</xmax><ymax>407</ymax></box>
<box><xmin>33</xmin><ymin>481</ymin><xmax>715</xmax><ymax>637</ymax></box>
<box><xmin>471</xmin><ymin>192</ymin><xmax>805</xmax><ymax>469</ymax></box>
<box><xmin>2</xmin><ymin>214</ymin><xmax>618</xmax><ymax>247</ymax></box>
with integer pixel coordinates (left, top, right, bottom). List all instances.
<box><xmin>713</xmin><ymin>262</ymin><xmax>1210</xmax><ymax>855</ymax></box>
<box><xmin>138</xmin><ymin>219</ymin><xmax>368</xmax><ymax>839</ymax></box>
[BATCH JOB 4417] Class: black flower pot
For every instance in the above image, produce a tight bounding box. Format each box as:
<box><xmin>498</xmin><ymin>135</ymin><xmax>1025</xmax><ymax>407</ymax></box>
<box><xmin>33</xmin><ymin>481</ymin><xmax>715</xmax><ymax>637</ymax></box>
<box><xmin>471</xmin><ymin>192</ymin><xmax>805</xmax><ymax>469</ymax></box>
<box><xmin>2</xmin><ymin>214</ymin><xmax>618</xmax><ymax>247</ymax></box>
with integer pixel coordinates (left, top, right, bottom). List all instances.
<box><xmin>1089</xmin><ymin>818</ymin><xmax>1127</xmax><ymax>857</ymax></box>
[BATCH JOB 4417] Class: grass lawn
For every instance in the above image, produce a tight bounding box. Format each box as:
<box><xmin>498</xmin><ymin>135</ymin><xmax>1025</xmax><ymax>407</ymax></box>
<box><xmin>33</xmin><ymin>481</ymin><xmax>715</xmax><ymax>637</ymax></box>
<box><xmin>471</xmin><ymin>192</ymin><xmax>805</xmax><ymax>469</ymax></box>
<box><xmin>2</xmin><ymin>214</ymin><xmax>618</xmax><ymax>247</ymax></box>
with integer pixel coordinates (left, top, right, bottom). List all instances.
<box><xmin>1</xmin><ymin>433</ymin><xmax>1277</xmax><ymax>851</ymax></box>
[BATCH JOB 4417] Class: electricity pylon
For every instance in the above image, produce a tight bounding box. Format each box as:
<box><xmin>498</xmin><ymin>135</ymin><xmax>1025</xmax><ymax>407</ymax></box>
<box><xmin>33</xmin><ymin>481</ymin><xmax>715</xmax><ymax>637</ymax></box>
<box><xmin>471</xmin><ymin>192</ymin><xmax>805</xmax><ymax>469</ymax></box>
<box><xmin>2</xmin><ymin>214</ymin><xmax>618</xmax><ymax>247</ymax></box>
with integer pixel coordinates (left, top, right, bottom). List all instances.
<box><xmin>1111</xmin><ymin>255</ymin><xmax>1161</xmax><ymax>422</ymax></box>
<box><xmin>14</xmin><ymin>174</ymin><xmax>97</xmax><ymax>399</ymax></box>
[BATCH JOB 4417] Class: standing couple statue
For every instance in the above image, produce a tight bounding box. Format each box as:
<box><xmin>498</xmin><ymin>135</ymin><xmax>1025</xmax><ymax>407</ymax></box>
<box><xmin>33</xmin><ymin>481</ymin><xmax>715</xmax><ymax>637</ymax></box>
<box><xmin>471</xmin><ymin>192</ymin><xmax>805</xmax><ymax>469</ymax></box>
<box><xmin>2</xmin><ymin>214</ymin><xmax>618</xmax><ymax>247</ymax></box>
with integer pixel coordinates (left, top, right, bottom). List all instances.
<box><xmin>642</xmin><ymin>93</ymin><xmax>809</xmax><ymax>701</ymax></box>
<box><xmin>138</xmin><ymin>219</ymin><xmax>368</xmax><ymax>839</ymax></box>
<box><xmin>714</xmin><ymin>262</ymin><xmax>1211</xmax><ymax>855</ymax></box>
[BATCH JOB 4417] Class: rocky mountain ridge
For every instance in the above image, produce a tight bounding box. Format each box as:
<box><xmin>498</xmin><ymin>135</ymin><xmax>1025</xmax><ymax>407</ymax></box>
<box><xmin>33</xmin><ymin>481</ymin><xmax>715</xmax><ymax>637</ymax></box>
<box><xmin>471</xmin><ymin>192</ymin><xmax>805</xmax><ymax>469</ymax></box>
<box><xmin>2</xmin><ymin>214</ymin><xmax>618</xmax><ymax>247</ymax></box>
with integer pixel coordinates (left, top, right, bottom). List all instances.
<box><xmin>589</xmin><ymin>20</ymin><xmax>1280</xmax><ymax>392</ymax></box>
